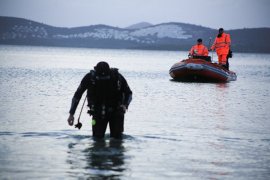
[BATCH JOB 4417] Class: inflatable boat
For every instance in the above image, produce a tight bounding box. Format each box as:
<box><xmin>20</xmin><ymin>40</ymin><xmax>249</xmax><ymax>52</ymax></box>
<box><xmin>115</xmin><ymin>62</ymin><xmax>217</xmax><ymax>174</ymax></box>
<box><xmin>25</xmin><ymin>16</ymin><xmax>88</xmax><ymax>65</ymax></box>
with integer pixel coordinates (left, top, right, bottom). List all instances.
<box><xmin>169</xmin><ymin>56</ymin><xmax>237</xmax><ymax>82</ymax></box>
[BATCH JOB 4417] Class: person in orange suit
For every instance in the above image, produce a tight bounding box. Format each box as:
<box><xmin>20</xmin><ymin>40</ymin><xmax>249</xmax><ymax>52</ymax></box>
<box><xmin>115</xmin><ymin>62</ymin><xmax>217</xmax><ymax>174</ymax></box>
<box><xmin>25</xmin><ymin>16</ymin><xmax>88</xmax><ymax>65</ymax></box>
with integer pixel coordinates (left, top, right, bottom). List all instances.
<box><xmin>189</xmin><ymin>38</ymin><xmax>209</xmax><ymax>57</ymax></box>
<box><xmin>210</xmin><ymin>28</ymin><xmax>231</xmax><ymax>70</ymax></box>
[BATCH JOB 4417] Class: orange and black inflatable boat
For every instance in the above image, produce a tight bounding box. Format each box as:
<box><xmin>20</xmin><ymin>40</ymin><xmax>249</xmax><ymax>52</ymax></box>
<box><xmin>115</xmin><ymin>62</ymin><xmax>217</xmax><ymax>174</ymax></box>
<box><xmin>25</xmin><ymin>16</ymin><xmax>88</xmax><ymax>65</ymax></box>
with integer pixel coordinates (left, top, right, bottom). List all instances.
<box><xmin>169</xmin><ymin>57</ymin><xmax>237</xmax><ymax>82</ymax></box>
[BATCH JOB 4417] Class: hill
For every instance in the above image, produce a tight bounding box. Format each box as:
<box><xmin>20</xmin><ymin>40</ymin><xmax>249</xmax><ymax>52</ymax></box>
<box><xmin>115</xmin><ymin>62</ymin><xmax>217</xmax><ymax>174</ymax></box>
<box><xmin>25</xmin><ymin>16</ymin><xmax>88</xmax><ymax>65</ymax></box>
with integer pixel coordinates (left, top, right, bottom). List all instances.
<box><xmin>0</xmin><ymin>16</ymin><xmax>270</xmax><ymax>53</ymax></box>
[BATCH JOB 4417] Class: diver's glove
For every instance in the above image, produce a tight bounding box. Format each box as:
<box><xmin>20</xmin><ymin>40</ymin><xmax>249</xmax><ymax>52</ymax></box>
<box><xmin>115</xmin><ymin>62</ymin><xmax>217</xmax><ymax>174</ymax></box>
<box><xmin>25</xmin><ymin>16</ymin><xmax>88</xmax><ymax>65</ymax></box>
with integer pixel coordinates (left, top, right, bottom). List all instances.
<box><xmin>67</xmin><ymin>114</ymin><xmax>74</xmax><ymax>126</ymax></box>
<box><xmin>120</xmin><ymin>105</ymin><xmax>127</xmax><ymax>113</ymax></box>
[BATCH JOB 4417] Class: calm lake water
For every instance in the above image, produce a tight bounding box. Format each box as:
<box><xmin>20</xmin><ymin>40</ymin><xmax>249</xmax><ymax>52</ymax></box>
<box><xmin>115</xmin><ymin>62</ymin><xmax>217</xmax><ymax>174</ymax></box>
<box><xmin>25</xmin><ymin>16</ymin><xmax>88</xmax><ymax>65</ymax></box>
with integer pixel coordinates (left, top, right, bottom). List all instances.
<box><xmin>0</xmin><ymin>45</ymin><xmax>270</xmax><ymax>179</ymax></box>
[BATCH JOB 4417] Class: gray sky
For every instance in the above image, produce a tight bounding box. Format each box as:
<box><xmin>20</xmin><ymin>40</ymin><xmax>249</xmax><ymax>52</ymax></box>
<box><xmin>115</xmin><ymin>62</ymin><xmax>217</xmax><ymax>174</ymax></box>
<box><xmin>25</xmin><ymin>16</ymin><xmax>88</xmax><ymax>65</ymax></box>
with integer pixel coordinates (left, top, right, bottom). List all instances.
<box><xmin>0</xmin><ymin>0</ymin><xmax>270</xmax><ymax>30</ymax></box>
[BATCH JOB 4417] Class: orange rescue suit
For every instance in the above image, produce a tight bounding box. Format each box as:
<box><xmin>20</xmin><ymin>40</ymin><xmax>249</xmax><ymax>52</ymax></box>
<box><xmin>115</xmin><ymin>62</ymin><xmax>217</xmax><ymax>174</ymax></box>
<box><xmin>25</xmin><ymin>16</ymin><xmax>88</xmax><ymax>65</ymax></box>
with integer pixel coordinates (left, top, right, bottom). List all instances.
<box><xmin>211</xmin><ymin>33</ymin><xmax>231</xmax><ymax>64</ymax></box>
<box><xmin>189</xmin><ymin>44</ymin><xmax>209</xmax><ymax>56</ymax></box>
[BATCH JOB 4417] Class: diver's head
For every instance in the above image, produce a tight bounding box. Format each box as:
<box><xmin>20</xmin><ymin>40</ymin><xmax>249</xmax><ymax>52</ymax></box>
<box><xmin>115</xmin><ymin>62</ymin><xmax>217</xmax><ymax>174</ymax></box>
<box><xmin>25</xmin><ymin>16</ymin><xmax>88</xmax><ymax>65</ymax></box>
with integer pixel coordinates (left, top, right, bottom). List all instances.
<box><xmin>94</xmin><ymin>61</ymin><xmax>110</xmax><ymax>77</ymax></box>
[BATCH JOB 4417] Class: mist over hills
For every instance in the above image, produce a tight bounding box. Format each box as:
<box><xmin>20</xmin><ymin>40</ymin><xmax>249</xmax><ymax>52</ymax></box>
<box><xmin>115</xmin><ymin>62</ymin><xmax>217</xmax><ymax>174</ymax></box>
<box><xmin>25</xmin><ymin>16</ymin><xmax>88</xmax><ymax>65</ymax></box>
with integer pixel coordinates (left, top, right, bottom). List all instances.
<box><xmin>0</xmin><ymin>16</ymin><xmax>269</xmax><ymax>53</ymax></box>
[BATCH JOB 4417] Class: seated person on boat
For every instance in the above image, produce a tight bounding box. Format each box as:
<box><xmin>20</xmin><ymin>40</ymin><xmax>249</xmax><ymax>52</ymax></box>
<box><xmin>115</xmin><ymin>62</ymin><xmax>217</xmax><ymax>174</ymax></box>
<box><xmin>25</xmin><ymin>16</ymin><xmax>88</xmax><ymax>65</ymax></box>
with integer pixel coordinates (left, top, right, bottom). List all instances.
<box><xmin>188</xmin><ymin>38</ymin><xmax>211</xmax><ymax>62</ymax></box>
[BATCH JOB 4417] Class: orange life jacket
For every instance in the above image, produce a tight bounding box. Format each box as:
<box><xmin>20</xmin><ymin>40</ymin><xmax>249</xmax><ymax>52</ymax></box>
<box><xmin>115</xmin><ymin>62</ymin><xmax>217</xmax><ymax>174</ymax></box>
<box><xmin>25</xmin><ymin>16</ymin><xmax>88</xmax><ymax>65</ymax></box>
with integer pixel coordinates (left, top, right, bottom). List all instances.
<box><xmin>211</xmin><ymin>33</ymin><xmax>231</xmax><ymax>54</ymax></box>
<box><xmin>189</xmin><ymin>44</ymin><xmax>209</xmax><ymax>56</ymax></box>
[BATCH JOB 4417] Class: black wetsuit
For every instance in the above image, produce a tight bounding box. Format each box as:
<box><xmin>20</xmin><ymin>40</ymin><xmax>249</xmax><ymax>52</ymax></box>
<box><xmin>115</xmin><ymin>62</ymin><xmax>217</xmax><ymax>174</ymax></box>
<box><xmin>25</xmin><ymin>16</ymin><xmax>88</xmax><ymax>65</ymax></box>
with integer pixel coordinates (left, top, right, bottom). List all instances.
<box><xmin>69</xmin><ymin>68</ymin><xmax>132</xmax><ymax>138</ymax></box>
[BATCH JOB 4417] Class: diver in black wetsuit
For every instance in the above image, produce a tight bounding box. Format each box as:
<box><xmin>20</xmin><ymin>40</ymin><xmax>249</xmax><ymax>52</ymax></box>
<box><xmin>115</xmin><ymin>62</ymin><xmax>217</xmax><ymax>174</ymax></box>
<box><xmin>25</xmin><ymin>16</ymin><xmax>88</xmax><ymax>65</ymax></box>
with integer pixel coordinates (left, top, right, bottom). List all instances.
<box><xmin>67</xmin><ymin>61</ymin><xmax>132</xmax><ymax>139</ymax></box>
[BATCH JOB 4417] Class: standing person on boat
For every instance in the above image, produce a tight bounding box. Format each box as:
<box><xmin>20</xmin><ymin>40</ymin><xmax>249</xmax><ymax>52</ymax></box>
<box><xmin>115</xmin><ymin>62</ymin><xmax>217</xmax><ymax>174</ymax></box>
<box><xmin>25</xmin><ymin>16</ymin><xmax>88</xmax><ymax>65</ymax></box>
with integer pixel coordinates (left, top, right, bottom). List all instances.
<box><xmin>67</xmin><ymin>61</ymin><xmax>132</xmax><ymax>139</ymax></box>
<box><xmin>210</xmin><ymin>28</ymin><xmax>232</xmax><ymax>70</ymax></box>
<box><xmin>189</xmin><ymin>38</ymin><xmax>209</xmax><ymax>57</ymax></box>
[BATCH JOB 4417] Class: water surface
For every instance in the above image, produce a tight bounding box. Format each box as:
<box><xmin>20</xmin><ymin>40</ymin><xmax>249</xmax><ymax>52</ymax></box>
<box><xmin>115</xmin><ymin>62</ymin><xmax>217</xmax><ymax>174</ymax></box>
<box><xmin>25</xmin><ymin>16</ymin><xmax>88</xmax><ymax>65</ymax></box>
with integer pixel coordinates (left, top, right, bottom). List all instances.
<box><xmin>0</xmin><ymin>45</ymin><xmax>270</xmax><ymax>179</ymax></box>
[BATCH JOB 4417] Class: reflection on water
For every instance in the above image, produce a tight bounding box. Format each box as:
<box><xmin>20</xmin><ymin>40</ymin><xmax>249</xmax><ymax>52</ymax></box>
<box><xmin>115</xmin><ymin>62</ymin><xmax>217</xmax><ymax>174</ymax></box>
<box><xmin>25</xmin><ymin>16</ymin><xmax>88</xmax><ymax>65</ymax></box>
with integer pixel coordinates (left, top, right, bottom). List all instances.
<box><xmin>67</xmin><ymin>138</ymin><xmax>127</xmax><ymax>179</ymax></box>
<box><xmin>86</xmin><ymin>139</ymin><xmax>126</xmax><ymax>178</ymax></box>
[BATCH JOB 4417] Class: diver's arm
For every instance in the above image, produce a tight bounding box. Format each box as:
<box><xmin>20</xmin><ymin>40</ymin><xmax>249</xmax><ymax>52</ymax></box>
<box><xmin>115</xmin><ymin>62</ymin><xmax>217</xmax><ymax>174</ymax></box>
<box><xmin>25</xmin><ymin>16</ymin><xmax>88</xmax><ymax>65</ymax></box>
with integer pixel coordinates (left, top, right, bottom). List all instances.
<box><xmin>69</xmin><ymin>74</ymin><xmax>90</xmax><ymax>115</ymax></box>
<box><xmin>69</xmin><ymin>85</ymin><xmax>85</xmax><ymax>115</ymax></box>
<box><xmin>120</xmin><ymin>74</ymin><xmax>132</xmax><ymax>109</ymax></box>
<box><xmin>67</xmin><ymin>74</ymin><xmax>90</xmax><ymax>126</ymax></box>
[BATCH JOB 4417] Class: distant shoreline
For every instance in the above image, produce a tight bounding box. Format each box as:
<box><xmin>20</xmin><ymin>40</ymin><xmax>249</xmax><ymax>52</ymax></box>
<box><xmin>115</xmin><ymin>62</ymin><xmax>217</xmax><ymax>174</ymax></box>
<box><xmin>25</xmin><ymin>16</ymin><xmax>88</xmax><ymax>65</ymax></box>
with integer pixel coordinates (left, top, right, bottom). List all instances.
<box><xmin>1</xmin><ymin>44</ymin><xmax>270</xmax><ymax>55</ymax></box>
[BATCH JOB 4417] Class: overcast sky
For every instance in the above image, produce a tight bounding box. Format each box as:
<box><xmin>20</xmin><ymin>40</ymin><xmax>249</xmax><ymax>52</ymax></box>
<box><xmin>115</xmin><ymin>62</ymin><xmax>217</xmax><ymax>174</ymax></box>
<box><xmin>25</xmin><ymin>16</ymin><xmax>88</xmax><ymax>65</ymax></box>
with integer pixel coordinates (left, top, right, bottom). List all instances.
<box><xmin>0</xmin><ymin>0</ymin><xmax>270</xmax><ymax>30</ymax></box>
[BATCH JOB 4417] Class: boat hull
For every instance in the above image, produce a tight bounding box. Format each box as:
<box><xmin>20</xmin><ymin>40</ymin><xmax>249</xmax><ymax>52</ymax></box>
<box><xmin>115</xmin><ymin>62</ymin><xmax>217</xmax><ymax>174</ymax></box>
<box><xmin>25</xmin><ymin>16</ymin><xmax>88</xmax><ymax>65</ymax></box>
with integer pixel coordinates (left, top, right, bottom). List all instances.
<box><xmin>169</xmin><ymin>59</ymin><xmax>237</xmax><ymax>82</ymax></box>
